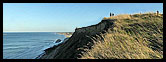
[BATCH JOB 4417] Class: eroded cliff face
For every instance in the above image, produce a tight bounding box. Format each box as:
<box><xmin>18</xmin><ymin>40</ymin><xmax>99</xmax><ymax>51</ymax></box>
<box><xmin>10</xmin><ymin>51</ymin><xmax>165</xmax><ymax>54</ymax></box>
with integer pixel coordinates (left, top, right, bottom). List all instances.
<box><xmin>78</xmin><ymin>19</ymin><xmax>116</xmax><ymax>33</ymax></box>
<box><xmin>40</xmin><ymin>19</ymin><xmax>116</xmax><ymax>59</ymax></box>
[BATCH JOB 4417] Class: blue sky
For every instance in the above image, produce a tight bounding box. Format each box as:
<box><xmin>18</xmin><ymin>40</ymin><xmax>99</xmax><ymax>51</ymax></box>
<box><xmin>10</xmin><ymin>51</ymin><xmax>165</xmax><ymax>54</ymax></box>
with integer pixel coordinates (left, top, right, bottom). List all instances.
<box><xmin>3</xmin><ymin>3</ymin><xmax>163</xmax><ymax>32</ymax></box>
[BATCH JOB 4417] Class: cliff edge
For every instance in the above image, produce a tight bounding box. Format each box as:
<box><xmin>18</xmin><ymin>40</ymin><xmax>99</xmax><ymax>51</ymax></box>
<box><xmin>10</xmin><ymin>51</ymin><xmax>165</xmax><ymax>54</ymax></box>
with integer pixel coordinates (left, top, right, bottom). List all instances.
<box><xmin>40</xmin><ymin>19</ymin><xmax>116</xmax><ymax>59</ymax></box>
<box><xmin>40</xmin><ymin>13</ymin><xmax>163</xmax><ymax>59</ymax></box>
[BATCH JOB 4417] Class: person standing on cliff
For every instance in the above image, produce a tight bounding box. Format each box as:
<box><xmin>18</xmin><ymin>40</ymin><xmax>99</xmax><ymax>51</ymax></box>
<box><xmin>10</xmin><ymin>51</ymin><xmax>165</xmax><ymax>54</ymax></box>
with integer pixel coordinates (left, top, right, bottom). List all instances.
<box><xmin>157</xmin><ymin>10</ymin><xmax>159</xmax><ymax>16</ymax></box>
<box><xmin>110</xmin><ymin>12</ymin><xmax>112</xmax><ymax>17</ymax></box>
<box><xmin>112</xmin><ymin>13</ymin><xmax>114</xmax><ymax>16</ymax></box>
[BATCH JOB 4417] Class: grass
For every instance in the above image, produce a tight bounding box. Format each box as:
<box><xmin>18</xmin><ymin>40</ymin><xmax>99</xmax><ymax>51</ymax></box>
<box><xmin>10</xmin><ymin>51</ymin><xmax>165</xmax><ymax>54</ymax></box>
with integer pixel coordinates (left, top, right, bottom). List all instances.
<box><xmin>80</xmin><ymin>13</ymin><xmax>163</xmax><ymax>59</ymax></box>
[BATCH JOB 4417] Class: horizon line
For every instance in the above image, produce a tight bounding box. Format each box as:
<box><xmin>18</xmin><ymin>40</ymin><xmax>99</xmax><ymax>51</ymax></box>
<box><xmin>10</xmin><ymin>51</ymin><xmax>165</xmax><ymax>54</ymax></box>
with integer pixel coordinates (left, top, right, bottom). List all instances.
<box><xmin>3</xmin><ymin>31</ymin><xmax>74</xmax><ymax>32</ymax></box>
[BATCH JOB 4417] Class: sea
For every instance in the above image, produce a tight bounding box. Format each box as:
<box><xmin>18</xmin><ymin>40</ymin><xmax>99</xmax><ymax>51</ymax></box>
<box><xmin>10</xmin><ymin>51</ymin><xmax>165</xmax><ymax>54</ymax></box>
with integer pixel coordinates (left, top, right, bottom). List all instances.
<box><xmin>3</xmin><ymin>32</ymin><xmax>66</xmax><ymax>59</ymax></box>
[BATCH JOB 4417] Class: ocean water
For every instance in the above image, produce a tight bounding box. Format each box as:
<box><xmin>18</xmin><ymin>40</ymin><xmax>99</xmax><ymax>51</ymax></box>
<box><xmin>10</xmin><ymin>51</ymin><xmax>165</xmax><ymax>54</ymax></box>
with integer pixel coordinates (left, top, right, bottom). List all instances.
<box><xmin>3</xmin><ymin>32</ymin><xmax>66</xmax><ymax>59</ymax></box>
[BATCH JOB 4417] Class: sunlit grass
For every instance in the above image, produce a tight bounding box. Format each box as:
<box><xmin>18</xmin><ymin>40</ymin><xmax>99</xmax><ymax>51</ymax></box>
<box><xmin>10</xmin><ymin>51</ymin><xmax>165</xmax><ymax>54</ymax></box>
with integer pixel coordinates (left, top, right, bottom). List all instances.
<box><xmin>80</xmin><ymin>13</ymin><xmax>163</xmax><ymax>59</ymax></box>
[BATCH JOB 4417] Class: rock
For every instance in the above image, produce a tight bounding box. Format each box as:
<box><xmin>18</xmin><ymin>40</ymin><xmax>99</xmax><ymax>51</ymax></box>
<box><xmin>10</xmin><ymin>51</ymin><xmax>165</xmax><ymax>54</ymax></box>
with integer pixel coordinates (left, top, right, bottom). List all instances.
<box><xmin>55</xmin><ymin>39</ymin><xmax>61</xmax><ymax>43</ymax></box>
<box><xmin>63</xmin><ymin>38</ymin><xmax>69</xmax><ymax>43</ymax></box>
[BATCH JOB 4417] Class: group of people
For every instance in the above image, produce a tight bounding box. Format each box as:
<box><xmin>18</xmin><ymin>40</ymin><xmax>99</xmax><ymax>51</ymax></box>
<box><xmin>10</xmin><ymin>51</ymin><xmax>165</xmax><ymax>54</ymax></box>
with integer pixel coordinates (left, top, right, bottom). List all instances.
<box><xmin>110</xmin><ymin>12</ymin><xmax>114</xmax><ymax>17</ymax></box>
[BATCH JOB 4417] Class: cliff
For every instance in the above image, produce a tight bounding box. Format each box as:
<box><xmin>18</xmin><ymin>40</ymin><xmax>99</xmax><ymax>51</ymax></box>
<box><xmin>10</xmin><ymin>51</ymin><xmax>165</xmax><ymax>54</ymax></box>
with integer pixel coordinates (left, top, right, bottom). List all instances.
<box><xmin>40</xmin><ymin>19</ymin><xmax>116</xmax><ymax>59</ymax></box>
<box><xmin>40</xmin><ymin>13</ymin><xmax>163</xmax><ymax>59</ymax></box>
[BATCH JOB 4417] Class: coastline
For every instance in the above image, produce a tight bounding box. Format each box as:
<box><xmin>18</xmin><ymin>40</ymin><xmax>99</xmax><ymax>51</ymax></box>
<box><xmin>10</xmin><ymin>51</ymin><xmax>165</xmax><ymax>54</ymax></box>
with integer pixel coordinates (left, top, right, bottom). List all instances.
<box><xmin>36</xmin><ymin>32</ymin><xmax>73</xmax><ymax>59</ymax></box>
<box><xmin>56</xmin><ymin>32</ymin><xmax>73</xmax><ymax>38</ymax></box>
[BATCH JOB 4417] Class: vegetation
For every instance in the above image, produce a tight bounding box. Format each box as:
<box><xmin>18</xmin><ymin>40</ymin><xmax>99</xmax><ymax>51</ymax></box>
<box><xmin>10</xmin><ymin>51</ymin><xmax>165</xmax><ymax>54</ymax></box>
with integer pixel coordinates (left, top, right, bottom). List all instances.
<box><xmin>80</xmin><ymin>13</ymin><xmax>163</xmax><ymax>59</ymax></box>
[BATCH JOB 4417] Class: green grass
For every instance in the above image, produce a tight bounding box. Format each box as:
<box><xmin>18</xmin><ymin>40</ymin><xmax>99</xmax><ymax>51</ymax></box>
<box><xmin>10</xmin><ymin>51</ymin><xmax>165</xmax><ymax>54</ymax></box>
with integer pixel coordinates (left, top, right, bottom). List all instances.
<box><xmin>80</xmin><ymin>13</ymin><xmax>163</xmax><ymax>59</ymax></box>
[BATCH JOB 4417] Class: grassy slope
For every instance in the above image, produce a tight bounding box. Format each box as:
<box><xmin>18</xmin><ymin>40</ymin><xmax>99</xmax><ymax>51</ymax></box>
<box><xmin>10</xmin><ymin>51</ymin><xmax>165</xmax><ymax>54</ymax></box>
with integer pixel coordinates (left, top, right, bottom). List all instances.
<box><xmin>80</xmin><ymin>13</ymin><xmax>163</xmax><ymax>59</ymax></box>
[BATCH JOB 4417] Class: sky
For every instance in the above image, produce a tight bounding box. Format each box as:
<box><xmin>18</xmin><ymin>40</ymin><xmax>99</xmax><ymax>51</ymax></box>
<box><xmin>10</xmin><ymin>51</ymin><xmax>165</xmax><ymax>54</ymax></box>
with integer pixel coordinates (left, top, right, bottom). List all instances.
<box><xmin>3</xmin><ymin>3</ymin><xmax>163</xmax><ymax>32</ymax></box>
